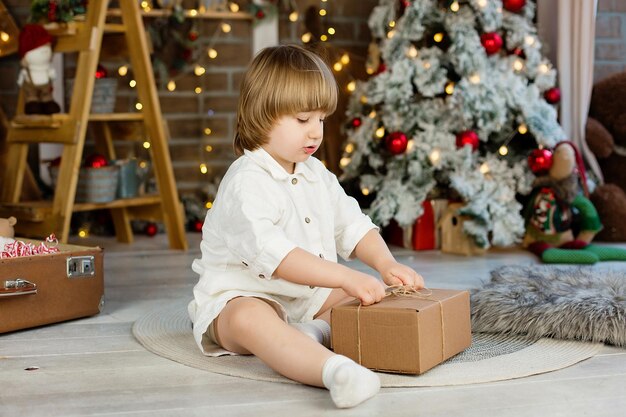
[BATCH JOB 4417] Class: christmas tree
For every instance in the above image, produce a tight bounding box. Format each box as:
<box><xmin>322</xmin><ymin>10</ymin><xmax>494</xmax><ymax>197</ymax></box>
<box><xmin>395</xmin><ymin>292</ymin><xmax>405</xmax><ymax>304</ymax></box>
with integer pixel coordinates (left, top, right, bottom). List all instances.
<box><xmin>340</xmin><ymin>0</ymin><xmax>565</xmax><ymax>249</ymax></box>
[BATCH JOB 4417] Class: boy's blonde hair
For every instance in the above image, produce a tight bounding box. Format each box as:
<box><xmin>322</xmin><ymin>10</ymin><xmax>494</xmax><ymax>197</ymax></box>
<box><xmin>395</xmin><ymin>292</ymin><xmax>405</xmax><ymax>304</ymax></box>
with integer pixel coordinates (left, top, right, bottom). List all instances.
<box><xmin>234</xmin><ymin>45</ymin><xmax>338</xmax><ymax>156</ymax></box>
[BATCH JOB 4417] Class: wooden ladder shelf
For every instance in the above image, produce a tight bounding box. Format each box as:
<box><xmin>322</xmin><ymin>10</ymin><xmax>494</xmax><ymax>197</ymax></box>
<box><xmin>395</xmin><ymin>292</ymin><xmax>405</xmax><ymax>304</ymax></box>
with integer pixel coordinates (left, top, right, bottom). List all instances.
<box><xmin>0</xmin><ymin>0</ymin><xmax>187</xmax><ymax>250</ymax></box>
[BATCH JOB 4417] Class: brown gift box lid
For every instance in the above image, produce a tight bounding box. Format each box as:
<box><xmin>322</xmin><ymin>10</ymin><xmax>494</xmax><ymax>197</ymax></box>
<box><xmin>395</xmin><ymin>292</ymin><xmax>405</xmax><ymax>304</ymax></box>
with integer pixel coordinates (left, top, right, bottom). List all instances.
<box><xmin>330</xmin><ymin>288</ymin><xmax>471</xmax><ymax>375</ymax></box>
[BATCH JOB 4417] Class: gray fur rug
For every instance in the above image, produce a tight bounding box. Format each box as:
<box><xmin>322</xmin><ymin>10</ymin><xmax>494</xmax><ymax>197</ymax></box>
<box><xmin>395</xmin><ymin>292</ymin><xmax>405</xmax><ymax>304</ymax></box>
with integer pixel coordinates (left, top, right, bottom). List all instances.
<box><xmin>471</xmin><ymin>265</ymin><xmax>626</xmax><ymax>347</ymax></box>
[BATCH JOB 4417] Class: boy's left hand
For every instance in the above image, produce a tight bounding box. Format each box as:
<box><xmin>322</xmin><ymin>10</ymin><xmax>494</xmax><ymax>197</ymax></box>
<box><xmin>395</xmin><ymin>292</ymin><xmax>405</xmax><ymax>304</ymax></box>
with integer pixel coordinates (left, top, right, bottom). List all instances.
<box><xmin>378</xmin><ymin>260</ymin><xmax>425</xmax><ymax>289</ymax></box>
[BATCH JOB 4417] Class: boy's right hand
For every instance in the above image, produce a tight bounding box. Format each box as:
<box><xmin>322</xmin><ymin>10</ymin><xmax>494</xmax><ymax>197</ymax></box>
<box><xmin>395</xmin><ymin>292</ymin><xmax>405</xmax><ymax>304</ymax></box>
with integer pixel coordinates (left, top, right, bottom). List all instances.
<box><xmin>341</xmin><ymin>271</ymin><xmax>386</xmax><ymax>306</ymax></box>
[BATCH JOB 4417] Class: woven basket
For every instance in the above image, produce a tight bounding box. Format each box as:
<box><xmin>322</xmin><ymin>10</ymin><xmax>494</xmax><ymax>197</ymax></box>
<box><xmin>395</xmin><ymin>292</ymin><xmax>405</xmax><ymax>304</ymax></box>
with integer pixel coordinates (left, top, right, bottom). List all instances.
<box><xmin>65</xmin><ymin>78</ymin><xmax>118</xmax><ymax>113</ymax></box>
<box><xmin>50</xmin><ymin>165</ymin><xmax>120</xmax><ymax>203</ymax></box>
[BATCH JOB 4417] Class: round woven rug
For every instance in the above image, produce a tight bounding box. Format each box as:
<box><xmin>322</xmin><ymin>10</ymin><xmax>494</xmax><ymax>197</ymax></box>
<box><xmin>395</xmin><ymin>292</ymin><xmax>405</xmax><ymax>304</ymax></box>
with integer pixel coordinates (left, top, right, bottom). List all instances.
<box><xmin>132</xmin><ymin>301</ymin><xmax>602</xmax><ymax>387</ymax></box>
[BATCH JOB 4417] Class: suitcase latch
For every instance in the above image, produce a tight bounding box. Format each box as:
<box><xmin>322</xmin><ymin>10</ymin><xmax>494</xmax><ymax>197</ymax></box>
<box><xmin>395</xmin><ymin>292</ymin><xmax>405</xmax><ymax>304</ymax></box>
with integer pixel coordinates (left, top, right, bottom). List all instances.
<box><xmin>1</xmin><ymin>279</ymin><xmax>38</xmax><ymax>298</ymax></box>
<box><xmin>67</xmin><ymin>256</ymin><xmax>95</xmax><ymax>278</ymax></box>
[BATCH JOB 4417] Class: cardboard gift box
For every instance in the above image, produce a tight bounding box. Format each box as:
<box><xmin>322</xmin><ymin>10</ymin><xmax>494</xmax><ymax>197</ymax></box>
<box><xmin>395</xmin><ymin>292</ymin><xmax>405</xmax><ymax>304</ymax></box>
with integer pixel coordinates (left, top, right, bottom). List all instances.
<box><xmin>331</xmin><ymin>289</ymin><xmax>471</xmax><ymax>375</ymax></box>
<box><xmin>0</xmin><ymin>240</ymin><xmax>104</xmax><ymax>334</ymax></box>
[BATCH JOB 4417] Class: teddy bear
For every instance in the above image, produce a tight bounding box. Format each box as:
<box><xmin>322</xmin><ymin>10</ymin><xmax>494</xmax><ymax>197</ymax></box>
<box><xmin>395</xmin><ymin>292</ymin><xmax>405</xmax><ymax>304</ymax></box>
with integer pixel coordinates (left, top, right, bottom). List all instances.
<box><xmin>522</xmin><ymin>141</ymin><xmax>626</xmax><ymax>264</ymax></box>
<box><xmin>16</xmin><ymin>24</ymin><xmax>61</xmax><ymax>115</ymax></box>
<box><xmin>585</xmin><ymin>70</ymin><xmax>626</xmax><ymax>241</ymax></box>
<box><xmin>0</xmin><ymin>216</ymin><xmax>17</xmax><ymax>254</ymax></box>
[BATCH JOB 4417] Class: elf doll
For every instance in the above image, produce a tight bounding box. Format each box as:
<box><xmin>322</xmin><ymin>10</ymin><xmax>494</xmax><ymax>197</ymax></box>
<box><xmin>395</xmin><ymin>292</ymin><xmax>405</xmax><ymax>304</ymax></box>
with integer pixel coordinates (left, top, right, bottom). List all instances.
<box><xmin>17</xmin><ymin>24</ymin><xmax>61</xmax><ymax>115</ymax></box>
<box><xmin>523</xmin><ymin>141</ymin><xmax>626</xmax><ymax>264</ymax></box>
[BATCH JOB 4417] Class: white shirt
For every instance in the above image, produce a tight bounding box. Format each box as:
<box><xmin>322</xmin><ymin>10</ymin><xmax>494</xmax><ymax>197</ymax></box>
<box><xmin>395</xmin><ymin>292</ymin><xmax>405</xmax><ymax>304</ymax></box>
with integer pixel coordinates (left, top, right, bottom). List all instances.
<box><xmin>189</xmin><ymin>147</ymin><xmax>377</xmax><ymax>355</ymax></box>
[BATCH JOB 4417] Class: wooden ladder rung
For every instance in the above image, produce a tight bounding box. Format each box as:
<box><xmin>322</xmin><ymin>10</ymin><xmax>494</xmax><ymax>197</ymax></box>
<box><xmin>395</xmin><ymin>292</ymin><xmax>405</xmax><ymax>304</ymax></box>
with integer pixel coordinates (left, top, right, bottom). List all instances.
<box><xmin>88</xmin><ymin>113</ymin><xmax>144</xmax><ymax>122</ymax></box>
<box><xmin>12</xmin><ymin>114</ymin><xmax>71</xmax><ymax>129</ymax></box>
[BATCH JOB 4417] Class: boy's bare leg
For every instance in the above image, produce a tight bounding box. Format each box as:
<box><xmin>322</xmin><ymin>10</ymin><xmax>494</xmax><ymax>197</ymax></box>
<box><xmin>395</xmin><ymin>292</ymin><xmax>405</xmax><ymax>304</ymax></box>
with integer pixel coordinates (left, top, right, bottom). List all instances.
<box><xmin>216</xmin><ymin>297</ymin><xmax>333</xmax><ymax>386</ymax></box>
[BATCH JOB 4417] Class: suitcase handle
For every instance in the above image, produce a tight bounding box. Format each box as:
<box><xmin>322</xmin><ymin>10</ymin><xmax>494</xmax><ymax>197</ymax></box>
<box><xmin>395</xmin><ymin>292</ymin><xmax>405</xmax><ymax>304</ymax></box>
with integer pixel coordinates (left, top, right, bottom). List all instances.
<box><xmin>0</xmin><ymin>279</ymin><xmax>38</xmax><ymax>298</ymax></box>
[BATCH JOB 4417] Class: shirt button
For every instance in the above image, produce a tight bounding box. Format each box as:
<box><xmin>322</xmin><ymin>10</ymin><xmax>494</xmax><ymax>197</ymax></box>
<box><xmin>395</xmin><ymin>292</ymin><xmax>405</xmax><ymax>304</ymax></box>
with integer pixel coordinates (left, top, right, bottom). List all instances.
<box><xmin>309</xmin><ymin>285</ymin><xmax>315</xmax><ymax>289</ymax></box>
<box><xmin>242</xmin><ymin>261</ymin><xmax>248</xmax><ymax>267</ymax></box>
<box><xmin>305</xmin><ymin>217</ymin><xmax>311</xmax><ymax>223</ymax></box>
<box><xmin>319</xmin><ymin>253</ymin><xmax>324</xmax><ymax>259</ymax></box>
<box><xmin>291</xmin><ymin>178</ymin><xmax>298</xmax><ymax>185</ymax></box>
<box><xmin>258</xmin><ymin>274</ymin><xmax>265</xmax><ymax>279</ymax></box>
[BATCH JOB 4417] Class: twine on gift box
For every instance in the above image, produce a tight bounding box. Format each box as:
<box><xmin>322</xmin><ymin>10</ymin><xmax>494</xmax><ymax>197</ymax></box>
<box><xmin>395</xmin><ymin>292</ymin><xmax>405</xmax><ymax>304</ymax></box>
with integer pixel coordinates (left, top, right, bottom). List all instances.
<box><xmin>355</xmin><ymin>286</ymin><xmax>446</xmax><ymax>366</ymax></box>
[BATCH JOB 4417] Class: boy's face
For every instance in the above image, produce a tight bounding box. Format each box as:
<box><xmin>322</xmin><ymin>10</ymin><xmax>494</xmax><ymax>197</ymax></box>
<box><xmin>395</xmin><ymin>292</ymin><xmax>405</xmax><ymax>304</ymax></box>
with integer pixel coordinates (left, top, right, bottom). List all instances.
<box><xmin>262</xmin><ymin>110</ymin><xmax>326</xmax><ymax>174</ymax></box>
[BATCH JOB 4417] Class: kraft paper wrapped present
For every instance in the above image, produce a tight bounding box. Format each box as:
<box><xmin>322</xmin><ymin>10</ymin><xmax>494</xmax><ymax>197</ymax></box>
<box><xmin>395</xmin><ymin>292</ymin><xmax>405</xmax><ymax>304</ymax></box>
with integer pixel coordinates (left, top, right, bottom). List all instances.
<box><xmin>331</xmin><ymin>288</ymin><xmax>471</xmax><ymax>375</ymax></box>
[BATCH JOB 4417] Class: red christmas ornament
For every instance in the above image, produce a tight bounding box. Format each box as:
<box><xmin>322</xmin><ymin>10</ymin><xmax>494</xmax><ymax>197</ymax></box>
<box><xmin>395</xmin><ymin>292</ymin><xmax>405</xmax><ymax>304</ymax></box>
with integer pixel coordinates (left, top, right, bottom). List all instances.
<box><xmin>256</xmin><ymin>10</ymin><xmax>265</xmax><ymax>19</ymax></box>
<box><xmin>351</xmin><ymin>118</ymin><xmax>362</xmax><ymax>128</ymax></box>
<box><xmin>511</xmin><ymin>47</ymin><xmax>526</xmax><ymax>59</ymax></box>
<box><xmin>95</xmin><ymin>64</ymin><xmax>108</xmax><ymax>79</ymax></box>
<box><xmin>144</xmin><ymin>222</ymin><xmax>158</xmax><ymax>237</ymax></box>
<box><xmin>188</xmin><ymin>30</ymin><xmax>199</xmax><ymax>41</ymax></box>
<box><xmin>193</xmin><ymin>219</ymin><xmax>204</xmax><ymax>232</ymax></box>
<box><xmin>385</xmin><ymin>131</ymin><xmax>408</xmax><ymax>155</ymax></box>
<box><xmin>480</xmin><ymin>32</ymin><xmax>503</xmax><ymax>55</ymax></box>
<box><xmin>528</xmin><ymin>148</ymin><xmax>554</xmax><ymax>174</ymax></box>
<box><xmin>544</xmin><ymin>87</ymin><xmax>561</xmax><ymax>104</ymax></box>
<box><xmin>455</xmin><ymin>130</ymin><xmax>480</xmax><ymax>151</ymax></box>
<box><xmin>84</xmin><ymin>154</ymin><xmax>108</xmax><ymax>168</ymax></box>
<box><xmin>376</xmin><ymin>62</ymin><xmax>387</xmax><ymax>74</ymax></box>
<box><xmin>503</xmin><ymin>0</ymin><xmax>526</xmax><ymax>13</ymax></box>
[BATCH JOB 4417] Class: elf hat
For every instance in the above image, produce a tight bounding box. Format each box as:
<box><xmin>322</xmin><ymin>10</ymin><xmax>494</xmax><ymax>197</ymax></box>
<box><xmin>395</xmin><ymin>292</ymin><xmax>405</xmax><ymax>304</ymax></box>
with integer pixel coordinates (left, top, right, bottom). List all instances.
<box><xmin>19</xmin><ymin>24</ymin><xmax>53</xmax><ymax>59</ymax></box>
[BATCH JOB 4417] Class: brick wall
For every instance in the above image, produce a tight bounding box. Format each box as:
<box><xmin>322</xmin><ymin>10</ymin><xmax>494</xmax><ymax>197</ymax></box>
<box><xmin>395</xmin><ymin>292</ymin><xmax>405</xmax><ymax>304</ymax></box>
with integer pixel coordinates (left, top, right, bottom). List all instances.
<box><xmin>0</xmin><ymin>0</ymin><xmax>374</xmax><ymax>198</ymax></box>
<box><xmin>595</xmin><ymin>0</ymin><xmax>626</xmax><ymax>82</ymax></box>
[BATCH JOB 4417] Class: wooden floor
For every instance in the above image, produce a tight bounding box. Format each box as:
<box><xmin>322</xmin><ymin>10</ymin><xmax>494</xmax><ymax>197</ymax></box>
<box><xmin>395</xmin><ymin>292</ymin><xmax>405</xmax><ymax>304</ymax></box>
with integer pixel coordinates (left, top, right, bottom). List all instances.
<box><xmin>1</xmin><ymin>232</ymin><xmax>625</xmax><ymax>416</ymax></box>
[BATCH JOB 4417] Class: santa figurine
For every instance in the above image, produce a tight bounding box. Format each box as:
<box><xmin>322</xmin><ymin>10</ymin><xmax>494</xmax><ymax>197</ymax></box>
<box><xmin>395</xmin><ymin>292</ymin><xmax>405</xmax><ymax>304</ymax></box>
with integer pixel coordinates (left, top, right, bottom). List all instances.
<box><xmin>17</xmin><ymin>24</ymin><xmax>61</xmax><ymax>115</ymax></box>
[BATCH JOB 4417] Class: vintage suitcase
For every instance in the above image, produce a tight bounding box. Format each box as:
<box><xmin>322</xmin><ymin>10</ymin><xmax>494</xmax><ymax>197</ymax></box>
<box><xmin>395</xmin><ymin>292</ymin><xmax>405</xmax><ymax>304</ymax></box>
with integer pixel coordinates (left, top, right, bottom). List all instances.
<box><xmin>0</xmin><ymin>240</ymin><xmax>104</xmax><ymax>333</ymax></box>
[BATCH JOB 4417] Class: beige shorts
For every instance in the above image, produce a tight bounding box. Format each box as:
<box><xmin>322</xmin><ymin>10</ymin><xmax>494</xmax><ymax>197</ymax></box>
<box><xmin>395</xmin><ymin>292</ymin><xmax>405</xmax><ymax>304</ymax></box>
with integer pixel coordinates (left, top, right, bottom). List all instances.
<box><xmin>206</xmin><ymin>296</ymin><xmax>286</xmax><ymax>347</ymax></box>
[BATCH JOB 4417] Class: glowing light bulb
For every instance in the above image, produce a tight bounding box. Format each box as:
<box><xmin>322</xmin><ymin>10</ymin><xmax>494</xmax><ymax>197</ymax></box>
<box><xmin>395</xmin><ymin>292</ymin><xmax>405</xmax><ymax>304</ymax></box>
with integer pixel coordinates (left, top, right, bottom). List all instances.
<box><xmin>205</xmin><ymin>145</ymin><xmax>213</xmax><ymax>152</ymax></box>
<box><xmin>333</xmin><ymin>62</ymin><xmax>343</xmax><ymax>72</ymax></box>
<box><xmin>289</xmin><ymin>11</ymin><xmax>298</xmax><ymax>22</ymax></box>
<box><xmin>321</xmin><ymin>34</ymin><xmax>328</xmax><ymax>42</ymax></box>
<box><xmin>450</xmin><ymin>1</ymin><xmax>460</xmax><ymax>12</ymax></box>
<box><xmin>389</xmin><ymin>20</ymin><xmax>396</xmax><ymax>28</ymax></box>
<box><xmin>189</xmin><ymin>9</ymin><xmax>198</xmax><ymax>17</ymax></box>
<box><xmin>347</xmin><ymin>80</ymin><xmax>356</xmax><ymax>92</ymax></box>
<box><xmin>143</xmin><ymin>141</ymin><xmax>151</xmax><ymax>149</ymax></box>
<box><xmin>480</xmin><ymin>162</ymin><xmax>490</xmax><ymax>174</ymax></box>
<box><xmin>423</xmin><ymin>61</ymin><xmax>431</xmax><ymax>69</ymax></box>
<box><xmin>205</xmin><ymin>201</ymin><xmax>213</xmax><ymax>209</ymax></box>
<box><xmin>408</xmin><ymin>45</ymin><xmax>418</xmax><ymax>58</ymax></box>
<box><xmin>345</xmin><ymin>143</ymin><xmax>355</xmax><ymax>153</ymax></box>
<box><xmin>361</xmin><ymin>188</ymin><xmax>370</xmax><ymax>196</ymax></box>
<box><xmin>118</xmin><ymin>65</ymin><xmax>128</xmax><ymax>76</ymax></box>
<box><xmin>375</xmin><ymin>127</ymin><xmax>385</xmax><ymax>138</ymax></box>
<box><xmin>319</xmin><ymin>9</ymin><xmax>327</xmax><ymax>16</ymax></box>
<box><xmin>387</xmin><ymin>30</ymin><xmax>396</xmax><ymax>39</ymax></box>
<box><xmin>477</xmin><ymin>0</ymin><xmax>487</xmax><ymax>7</ymax></box>
<box><xmin>195</xmin><ymin>65</ymin><xmax>206</xmax><ymax>76</ymax></box>
<box><xmin>229</xmin><ymin>2</ymin><xmax>240</xmax><ymax>12</ymax></box>
<box><xmin>328</xmin><ymin>27</ymin><xmax>336</xmax><ymax>35</ymax></box>
<box><xmin>469</xmin><ymin>73</ymin><xmax>481</xmax><ymax>84</ymax></box>
<box><xmin>135</xmin><ymin>102</ymin><xmax>143</xmax><ymax>110</ymax></box>
<box><xmin>167</xmin><ymin>80</ymin><xmax>176</xmax><ymax>91</ymax></box>
<box><xmin>200</xmin><ymin>164</ymin><xmax>208</xmax><ymax>174</ymax></box>
<box><xmin>429</xmin><ymin>149</ymin><xmax>441</xmax><ymax>165</ymax></box>
<box><xmin>207</xmin><ymin>48</ymin><xmax>218</xmax><ymax>59</ymax></box>
<box><xmin>360</xmin><ymin>95</ymin><xmax>368</xmax><ymax>104</ymax></box>
<box><xmin>445</xmin><ymin>82</ymin><xmax>455</xmax><ymax>95</ymax></box>
<box><xmin>340</xmin><ymin>157</ymin><xmax>351</xmax><ymax>167</ymax></box>
<box><xmin>525</xmin><ymin>36</ymin><xmax>536</xmax><ymax>46</ymax></box>
<box><xmin>513</xmin><ymin>59</ymin><xmax>524</xmax><ymax>72</ymax></box>
<box><xmin>129</xmin><ymin>80</ymin><xmax>137</xmax><ymax>88</ymax></box>
<box><xmin>301</xmin><ymin>32</ymin><xmax>312</xmax><ymax>43</ymax></box>
<box><xmin>195</xmin><ymin>87</ymin><xmax>202</xmax><ymax>94</ymax></box>
<box><xmin>204</xmin><ymin>128</ymin><xmax>212</xmax><ymax>135</ymax></box>
<box><xmin>341</xmin><ymin>54</ymin><xmax>350</xmax><ymax>65</ymax></box>
<box><xmin>407</xmin><ymin>139</ymin><xmax>415</xmax><ymax>151</ymax></box>
<box><xmin>518</xmin><ymin>124</ymin><xmax>528</xmax><ymax>134</ymax></box>
<box><xmin>434</xmin><ymin>33</ymin><xmax>444</xmax><ymax>43</ymax></box>
<box><xmin>221</xmin><ymin>23</ymin><xmax>231</xmax><ymax>33</ymax></box>
<box><xmin>499</xmin><ymin>146</ymin><xmax>509</xmax><ymax>156</ymax></box>
<box><xmin>78</xmin><ymin>228</ymin><xmax>88</xmax><ymax>238</ymax></box>
<box><xmin>539</xmin><ymin>63</ymin><xmax>549</xmax><ymax>73</ymax></box>
<box><xmin>1</xmin><ymin>31</ymin><xmax>10</xmax><ymax>42</ymax></box>
<box><xmin>369</xmin><ymin>110</ymin><xmax>377</xmax><ymax>118</ymax></box>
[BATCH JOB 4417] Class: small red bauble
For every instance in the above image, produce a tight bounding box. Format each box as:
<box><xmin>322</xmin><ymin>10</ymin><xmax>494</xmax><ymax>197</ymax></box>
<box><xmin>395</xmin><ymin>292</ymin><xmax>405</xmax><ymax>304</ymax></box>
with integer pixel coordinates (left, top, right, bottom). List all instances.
<box><xmin>481</xmin><ymin>32</ymin><xmax>503</xmax><ymax>55</ymax></box>
<box><xmin>544</xmin><ymin>87</ymin><xmax>561</xmax><ymax>104</ymax></box>
<box><xmin>511</xmin><ymin>47</ymin><xmax>526</xmax><ymax>59</ymax></box>
<box><xmin>256</xmin><ymin>10</ymin><xmax>265</xmax><ymax>19</ymax></box>
<box><xmin>84</xmin><ymin>154</ymin><xmax>108</xmax><ymax>168</ymax></box>
<box><xmin>385</xmin><ymin>131</ymin><xmax>408</xmax><ymax>155</ymax></box>
<box><xmin>144</xmin><ymin>222</ymin><xmax>158</xmax><ymax>237</ymax></box>
<box><xmin>503</xmin><ymin>0</ymin><xmax>526</xmax><ymax>13</ymax></box>
<box><xmin>455</xmin><ymin>130</ymin><xmax>480</xmax><ymax>151</ymax></box>
<box><xmin>188</xmin><ymin>30</ymin><xmax>198</xmax><ymax>41</ymax></box>
<box><xmin>528</xmin><ymin>148</ymin><xmax>554</xmax><ymax>174</ymax></box>
<box><xmin>193</xmin><ymin>219</ymin><xmax>204</xmax><ymax>232</ymax></box>
<box><xmin>95</xmin><ymin>64</ymin><xmax>108</xmax><ymax>79</ymax></box>
<box><xmin>351</xmin><ymin>118</ymin><xmax>362</xmax><ymax>128</ymax></box>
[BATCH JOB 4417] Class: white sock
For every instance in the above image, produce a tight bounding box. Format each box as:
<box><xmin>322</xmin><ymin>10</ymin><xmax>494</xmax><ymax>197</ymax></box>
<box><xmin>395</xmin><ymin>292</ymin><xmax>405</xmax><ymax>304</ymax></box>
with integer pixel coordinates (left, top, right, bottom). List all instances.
<box><xmin>291</xmin><ymin>319</ymin><xmax>331</xmax><ymax>348</ymax></box>
<box><xmin>321</xmin><ymin>354</ymin><xmax>381</xmax><ymax>408</ymax></box>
